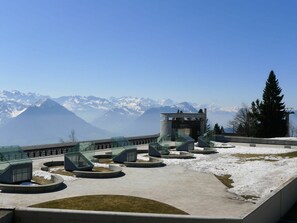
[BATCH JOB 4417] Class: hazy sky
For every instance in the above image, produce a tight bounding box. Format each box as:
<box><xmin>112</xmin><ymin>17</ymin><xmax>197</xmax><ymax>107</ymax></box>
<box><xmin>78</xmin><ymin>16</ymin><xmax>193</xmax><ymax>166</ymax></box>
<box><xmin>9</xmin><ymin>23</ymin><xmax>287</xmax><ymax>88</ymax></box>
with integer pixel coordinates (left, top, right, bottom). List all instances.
<box><xmin>0</xmin><ymin>0</ymin><xmax>296</xmax><ymax>108</ymax></box>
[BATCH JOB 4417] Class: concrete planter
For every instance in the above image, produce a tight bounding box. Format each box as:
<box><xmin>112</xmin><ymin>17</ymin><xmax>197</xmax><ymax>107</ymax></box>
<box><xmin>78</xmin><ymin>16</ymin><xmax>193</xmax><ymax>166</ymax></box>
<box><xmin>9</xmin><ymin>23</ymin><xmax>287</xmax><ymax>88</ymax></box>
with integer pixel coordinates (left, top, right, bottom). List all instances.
<box><xmin>0</xmin><ymin>175</ymin><xmax>64</xmax><ymax>193</ymax></box>
<box><xmin>124</xmin><ymin>157</ymin><xmax>164</xmax><ymax>168</ymax></box>
<box><xmin>72</xmin><ymin>165</ymin><xmax>123</xmax><ymax>178</ymax></box>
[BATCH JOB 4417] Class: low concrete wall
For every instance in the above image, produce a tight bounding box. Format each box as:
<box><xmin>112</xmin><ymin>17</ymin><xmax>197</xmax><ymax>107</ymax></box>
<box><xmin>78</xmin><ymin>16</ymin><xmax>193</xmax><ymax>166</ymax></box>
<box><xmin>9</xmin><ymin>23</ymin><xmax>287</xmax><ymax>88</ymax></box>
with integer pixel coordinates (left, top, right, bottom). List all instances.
<box><xmin>22</xmin><ymin>134</ymin><xmax>159</xmax><ymax>159</ymax></box>
<box><xmin>0</xmin><ymin>175</ymin><xmax>64</xmax><ymax>193</ymax></box>
<box><xmin>215</xmin><ymin>135</ymin><xmax>297</xmax><ymax>146</ymax></box>
<box><xmin>280</xmin><ymin>177</ymin><xmax>297</xmax><ymax>216</ymax></box>
<box><xmin>73</xmin><ymin>165</ymin><xmax>123</xmax><ymax>178</ymax></box>
<box><xmin>0</xmin><ymin>210</ymin><xmax>13</xmax><ymax>223</ymax></box>
<box><xmin>124</xmin><ymin>157</ymin><xmax>164</xmax><ymax>168</ymax></box>
<box><xmin>41</xmin><ymin>161</ymin><xmax>64</xmax><ymax>171</ymax></box>
<box><xmin>243</xmin><ymin>176</ymin><xmax>297</xmax><ymax>223</ymax></box>
<box><xmin>14</xmin><ymin>207</ymin><xmax>242</xmax><ymax>223</ymax></box>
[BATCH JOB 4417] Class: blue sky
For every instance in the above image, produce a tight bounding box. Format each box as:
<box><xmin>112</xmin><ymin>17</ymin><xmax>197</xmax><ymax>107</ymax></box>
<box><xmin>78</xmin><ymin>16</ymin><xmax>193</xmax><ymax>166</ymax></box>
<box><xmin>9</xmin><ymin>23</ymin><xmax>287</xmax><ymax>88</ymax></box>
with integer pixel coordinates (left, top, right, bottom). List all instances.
<box><xmin>0</xmin><ymin>0</ymin><xmax>296</xmax><ymax>108</ymax></box>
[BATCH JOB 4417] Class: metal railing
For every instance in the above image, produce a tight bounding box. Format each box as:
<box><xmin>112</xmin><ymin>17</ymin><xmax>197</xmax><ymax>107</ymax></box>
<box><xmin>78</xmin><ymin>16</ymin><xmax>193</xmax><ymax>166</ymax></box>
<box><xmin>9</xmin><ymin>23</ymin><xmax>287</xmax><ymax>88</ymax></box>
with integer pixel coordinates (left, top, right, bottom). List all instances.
<box><xmin>21</xmin><ymin>134</ymin><xmax>159</xmax><ymax>158</ymax></box>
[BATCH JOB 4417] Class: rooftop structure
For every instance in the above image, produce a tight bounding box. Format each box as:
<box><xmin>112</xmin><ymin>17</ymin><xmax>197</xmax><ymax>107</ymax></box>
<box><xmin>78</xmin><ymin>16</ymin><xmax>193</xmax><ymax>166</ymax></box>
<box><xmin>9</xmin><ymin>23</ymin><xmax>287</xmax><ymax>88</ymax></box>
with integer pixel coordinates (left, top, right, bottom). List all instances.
<box><xmin>148</xmin><ymin>142</ymin><xmax>170</xmax><ymax>157</ymax></box>
<box><xmin>160</xmin><ymin>109</ymin><xmax>207</xmax><ymax>141</ymax></box>
<box><xmin>64</xmin><ymin>142</ymin><xmax>95</xmax><ymax>171</ymax></box>
<box><xmin>111</xmin><ymin>137</ymin><xmax>137</xmax><ymax>163</ymax></box>
<box><xmin>175</xmin><ymin>134</ymin><xmax>195</xmax><ymax>151</ymax></box>
<box><xmin>0</xmin><ymin>146</ymin><xmax>32</xmax><ymax>184</ymax></box>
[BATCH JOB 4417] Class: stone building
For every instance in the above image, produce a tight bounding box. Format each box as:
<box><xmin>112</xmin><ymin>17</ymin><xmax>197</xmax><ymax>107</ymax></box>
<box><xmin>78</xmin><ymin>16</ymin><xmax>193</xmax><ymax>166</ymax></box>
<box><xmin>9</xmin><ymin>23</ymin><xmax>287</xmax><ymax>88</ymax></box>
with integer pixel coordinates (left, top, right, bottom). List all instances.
<box><xmin>160</xmin><ymin>109</ymin><xmax>207</xmax><ymax>141</ymax></box>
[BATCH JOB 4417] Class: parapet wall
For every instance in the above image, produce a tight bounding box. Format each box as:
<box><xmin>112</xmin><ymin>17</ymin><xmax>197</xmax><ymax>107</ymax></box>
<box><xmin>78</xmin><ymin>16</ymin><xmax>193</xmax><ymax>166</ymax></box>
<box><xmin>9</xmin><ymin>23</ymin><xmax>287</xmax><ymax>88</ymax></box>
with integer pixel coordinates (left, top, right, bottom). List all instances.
<box><xmin>214</xmin><ymin>135</ymin><xmax>297</xmax><ymax>146</ymax></box>
<box><xmin>243</xmin><ymin>175</ymin><xmax>297</xmax><ymax>223</ymax></box>
<box><xmin>21</xmin><ymin>134</ymin><xmax>159</xmax><ymax>159</ymax></box>
<box><xmin>13</xmin><ymin>207</ymin><xmax>242</xmax><ymax>223</ymax></box>
<box><xmin>0</xmin><ymin>210</ymin><xmax>13</xmax><ymax>223</ymax></box>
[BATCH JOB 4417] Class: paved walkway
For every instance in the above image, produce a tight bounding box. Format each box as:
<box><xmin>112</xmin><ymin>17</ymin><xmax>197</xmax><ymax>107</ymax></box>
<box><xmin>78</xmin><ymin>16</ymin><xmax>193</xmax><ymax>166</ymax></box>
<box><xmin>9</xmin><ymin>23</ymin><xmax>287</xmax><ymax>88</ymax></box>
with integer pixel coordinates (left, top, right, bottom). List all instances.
<box><xmin>0</xmin><ymin>146</ymin><xmax>255</xmax><ymax>218</ymax></box>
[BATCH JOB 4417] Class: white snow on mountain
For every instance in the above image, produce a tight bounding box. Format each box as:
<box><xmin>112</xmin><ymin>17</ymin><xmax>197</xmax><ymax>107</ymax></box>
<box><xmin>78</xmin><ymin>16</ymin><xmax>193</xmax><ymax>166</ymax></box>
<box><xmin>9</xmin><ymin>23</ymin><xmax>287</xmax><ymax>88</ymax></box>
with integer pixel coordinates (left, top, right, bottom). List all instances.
<box><xmin>0</xmin><ymin>90</ymin><xmax>259</xmax><ymax>134</ymax></box>
<box><xmin>192</xmin><ymin>103</ymin><xmax>240</xmax><ymax>113</ymax></box>
<box><xmin>0</xmin><ymin>90</ymin><xmax>47</xmax><ymax>126</ymax></box>
<box><xmin>10</xmin><ymin>108</ymin><xmax>27</xmax><ymax>117</ymax></box>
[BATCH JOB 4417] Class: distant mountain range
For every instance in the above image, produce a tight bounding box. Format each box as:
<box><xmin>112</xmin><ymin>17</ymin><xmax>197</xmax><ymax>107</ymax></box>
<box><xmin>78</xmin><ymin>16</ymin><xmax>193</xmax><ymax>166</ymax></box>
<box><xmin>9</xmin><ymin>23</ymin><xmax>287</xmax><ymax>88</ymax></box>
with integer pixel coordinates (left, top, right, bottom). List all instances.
<box><xmin>0</xmin><ymin>90</ymin><xmax>296</xmax><ymax>146</ymax></box>
<box><xmin>0</xmin><ymin>98</ymin><xmax>109</xmax><ymax>146</ymax></box>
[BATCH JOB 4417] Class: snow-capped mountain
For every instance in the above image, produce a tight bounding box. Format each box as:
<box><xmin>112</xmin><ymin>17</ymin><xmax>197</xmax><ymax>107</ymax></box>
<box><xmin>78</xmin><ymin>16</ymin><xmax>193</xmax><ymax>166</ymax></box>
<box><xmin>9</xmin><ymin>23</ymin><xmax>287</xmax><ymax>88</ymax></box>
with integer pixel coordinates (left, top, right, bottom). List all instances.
<box><xmin>109</xmin><ymin>96</ymin><xmax>159</xmax><ymax>114</ymax></box>
<box><xmin>0</xmin><ymin>99</ymin><xmax>109</xmax><ymax>146</ymax></box>
<box><xmin>55</xmin><ymin>95</ymin><xmax>113</xmax><ymax>123</ymax></box>
<box><xmin>0</xmin><ymin>90</ymin><xmax>47</xmax><ymax>104</ymax></box>
<box><xmin>0</xmin><ymin>90</ymin><xmax>47</xmax><ymax>126</ymax></box>
<box><xmin>0</xmin><ymin>90</ymin><xmax>242</xmax><ymax>140</ymax></box>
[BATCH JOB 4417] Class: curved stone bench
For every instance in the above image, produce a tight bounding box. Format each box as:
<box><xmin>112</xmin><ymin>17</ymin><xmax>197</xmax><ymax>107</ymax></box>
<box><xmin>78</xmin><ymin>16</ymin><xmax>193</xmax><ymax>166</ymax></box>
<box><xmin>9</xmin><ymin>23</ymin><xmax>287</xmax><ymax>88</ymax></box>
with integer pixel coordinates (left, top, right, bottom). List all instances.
<box><xmin>0</xmin><ymin>175</ymin><xmax>64</xmax><ymax>193</ymax></box>
<box><xmin>124</xmin><ymin>157</ymin><xmax>164</xmax><ymax>167</ymax></box>
<box><xmin>72</xmin><ymin>165</ymin><xmax>123</xmax><ymax>178</ymax></box>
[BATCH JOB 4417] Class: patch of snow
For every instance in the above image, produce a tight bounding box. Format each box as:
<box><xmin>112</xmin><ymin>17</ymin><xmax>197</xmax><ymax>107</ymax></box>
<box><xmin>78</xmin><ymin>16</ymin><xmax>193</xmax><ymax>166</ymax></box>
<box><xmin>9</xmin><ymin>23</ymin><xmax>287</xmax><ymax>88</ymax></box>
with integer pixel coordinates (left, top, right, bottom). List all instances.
<box><xmin>163</xmin><ymin>145</ymin><xmax>297</xmax><ymax>202</ymax></box>
<box><xmin>33</xmin><ymin>170</ymin><xmax>52</xmax><ymax>180</ymax></box>
<box><xmin>270</xmin><ymin>137</ymin><xmax>297</xmax><ymax>141</ymax></box>
<box><xmin>57</xmin><ymin>174</ymin><xmax>77</xmax><ymax>181</ymax></box>
<box><xmin>49</xmin><ymin>167</ymin><xmax>63</xmax><ymax>172</ymax></box>
<box><xmin>93</xmin><ymin>163</ymin><xmax>109</xmax><ymax>168</ymax></box>
<box><xmin>34</xmin><ymin>169</ymin><xmax>77</xmax><ymax>182</ymax></box>
<box><xmin>137</xmin><ymin>154</ymin><xmax>150</xmax><ymax>161</ymax></box>
<box><xmin>11</xmin><ymin>108</ymin><xmax>27</xmax><ymax>117</ymax></box>
<box><xmin>211</xmin><ymin>141</ymin><xmax>235</xmax><ymax>148</ymax></box>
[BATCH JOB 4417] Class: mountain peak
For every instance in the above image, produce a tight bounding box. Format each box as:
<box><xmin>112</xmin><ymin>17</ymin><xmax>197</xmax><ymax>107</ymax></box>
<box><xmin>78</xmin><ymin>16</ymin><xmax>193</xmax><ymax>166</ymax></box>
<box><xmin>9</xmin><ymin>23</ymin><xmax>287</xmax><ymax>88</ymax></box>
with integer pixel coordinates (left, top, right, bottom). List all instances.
<box><xmin>20</xmin><ymin>98</ymin><xmax>71</xmax><ymax>117</ymax></box>
<box><xmin>38</xmin><ymin>98</ymin><xmax>60</xmax><ymax>108</ymax></box>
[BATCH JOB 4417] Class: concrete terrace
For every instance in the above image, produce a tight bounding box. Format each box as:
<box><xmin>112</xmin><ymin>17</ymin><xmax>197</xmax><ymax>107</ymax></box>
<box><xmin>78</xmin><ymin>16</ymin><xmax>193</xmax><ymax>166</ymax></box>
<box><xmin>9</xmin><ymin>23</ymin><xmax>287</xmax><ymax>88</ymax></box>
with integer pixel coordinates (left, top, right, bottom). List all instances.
<box><xmin>0</xmin><ymin>145</ymin><xmax>255</xmax><ymax>218</ymax></box>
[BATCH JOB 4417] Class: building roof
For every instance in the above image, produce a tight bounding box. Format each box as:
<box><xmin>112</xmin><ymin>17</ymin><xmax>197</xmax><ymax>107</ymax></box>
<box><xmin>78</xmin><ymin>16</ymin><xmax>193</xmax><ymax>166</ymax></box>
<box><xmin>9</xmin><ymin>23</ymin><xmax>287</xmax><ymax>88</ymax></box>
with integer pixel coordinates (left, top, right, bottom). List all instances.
<box><xmin>0</xmin><ymin>146</ymin><xmax>32</xmax><ymax>172</ymax></box>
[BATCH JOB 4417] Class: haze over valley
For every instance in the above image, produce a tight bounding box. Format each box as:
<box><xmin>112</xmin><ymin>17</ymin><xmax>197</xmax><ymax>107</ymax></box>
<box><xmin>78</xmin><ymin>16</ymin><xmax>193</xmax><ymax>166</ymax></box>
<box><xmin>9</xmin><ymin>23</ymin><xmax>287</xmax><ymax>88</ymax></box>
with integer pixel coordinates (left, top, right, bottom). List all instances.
<box><xmin>0</xmin><ymin>90</ymin><xmax>254</xmax><ymax>146</ymax></box>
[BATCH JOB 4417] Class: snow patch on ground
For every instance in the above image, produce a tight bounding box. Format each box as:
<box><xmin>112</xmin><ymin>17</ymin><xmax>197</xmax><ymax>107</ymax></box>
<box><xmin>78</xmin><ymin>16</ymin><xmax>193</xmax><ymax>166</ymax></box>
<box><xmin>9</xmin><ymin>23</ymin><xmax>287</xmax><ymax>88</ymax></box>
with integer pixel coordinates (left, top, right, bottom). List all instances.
<box><xmin>93</xmin><ymin>162</ymin><xmax>109</xmax><ymax>168</ymax></box>
<box><xmin>270</xmin><ymin>137</ymin><xmax>297</xmax><ymax>141</ymax></box>
<box><xmin>163</xmin><ymin>145</ymin><xmax>297</xmax><ymax>202</ymax></box>
<box><xmin>33</xmin><ymin>169</ymin><xmax>77</xmax><ymax>181</ymax></box>
<box><xmin>33</xmin><ymin>170</ymin><xmax>52</xmax><ymax>180</ymax></box>
<box><xmin>137</xmin><ymin>154</ymin><xmax>150</xmax><ymax>161</ymax></box>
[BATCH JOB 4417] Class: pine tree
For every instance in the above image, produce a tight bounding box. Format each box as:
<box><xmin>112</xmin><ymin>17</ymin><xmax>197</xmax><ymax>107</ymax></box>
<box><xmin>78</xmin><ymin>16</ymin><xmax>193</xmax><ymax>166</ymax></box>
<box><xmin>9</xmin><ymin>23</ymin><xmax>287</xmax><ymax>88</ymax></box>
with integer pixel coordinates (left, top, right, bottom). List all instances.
<box><xmin>213</xmin><ymin>123</ymin><xmax>221</xmax><ymax>134</ymax></box>
<box><xmin>213</xmin><ymin>123</ymin><xmax>224</xmax><ymax>134</ymax></box>
<box><xmin>254</xmin><ymin>71</ymin><xmax>287</xmax><ymax>137</ymax></box>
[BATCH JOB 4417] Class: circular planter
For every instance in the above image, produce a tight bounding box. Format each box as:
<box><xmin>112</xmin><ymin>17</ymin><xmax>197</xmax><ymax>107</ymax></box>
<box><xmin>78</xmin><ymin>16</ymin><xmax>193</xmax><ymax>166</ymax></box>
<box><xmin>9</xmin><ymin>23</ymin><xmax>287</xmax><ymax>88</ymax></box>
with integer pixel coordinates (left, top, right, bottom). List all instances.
<box><xmin>0</xmin><ymin>175</ymin><xmax>64</xmax><ymax>193</ymax></box>
<box><xmin>73</xmin><ymin>165</ymin><xmax>123</xmax><ymax>178</ymax></box>
<box><xmin>41</xmin><ymin>161</ymin><xmax>64</xmax><ymax>171</ymax></box>
<box><xmin>124</xmin><ymin>157</ymin><xmax>164</xmax><ymax>167</ymax></box>
<box><xmin>42</xmin><ymin>161</ymin><xmax>124</xmax><ymax>179</ymax></box>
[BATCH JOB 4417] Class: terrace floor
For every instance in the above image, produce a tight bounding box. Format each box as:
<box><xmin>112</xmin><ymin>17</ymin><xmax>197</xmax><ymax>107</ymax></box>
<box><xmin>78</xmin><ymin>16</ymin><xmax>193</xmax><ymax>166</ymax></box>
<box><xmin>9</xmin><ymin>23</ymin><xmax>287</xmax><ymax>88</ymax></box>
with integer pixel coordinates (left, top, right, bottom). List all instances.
<box><xmin>0</xmin><ymin>144</ymin><xmax>256</xmax><ymax>217</ymax></box>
